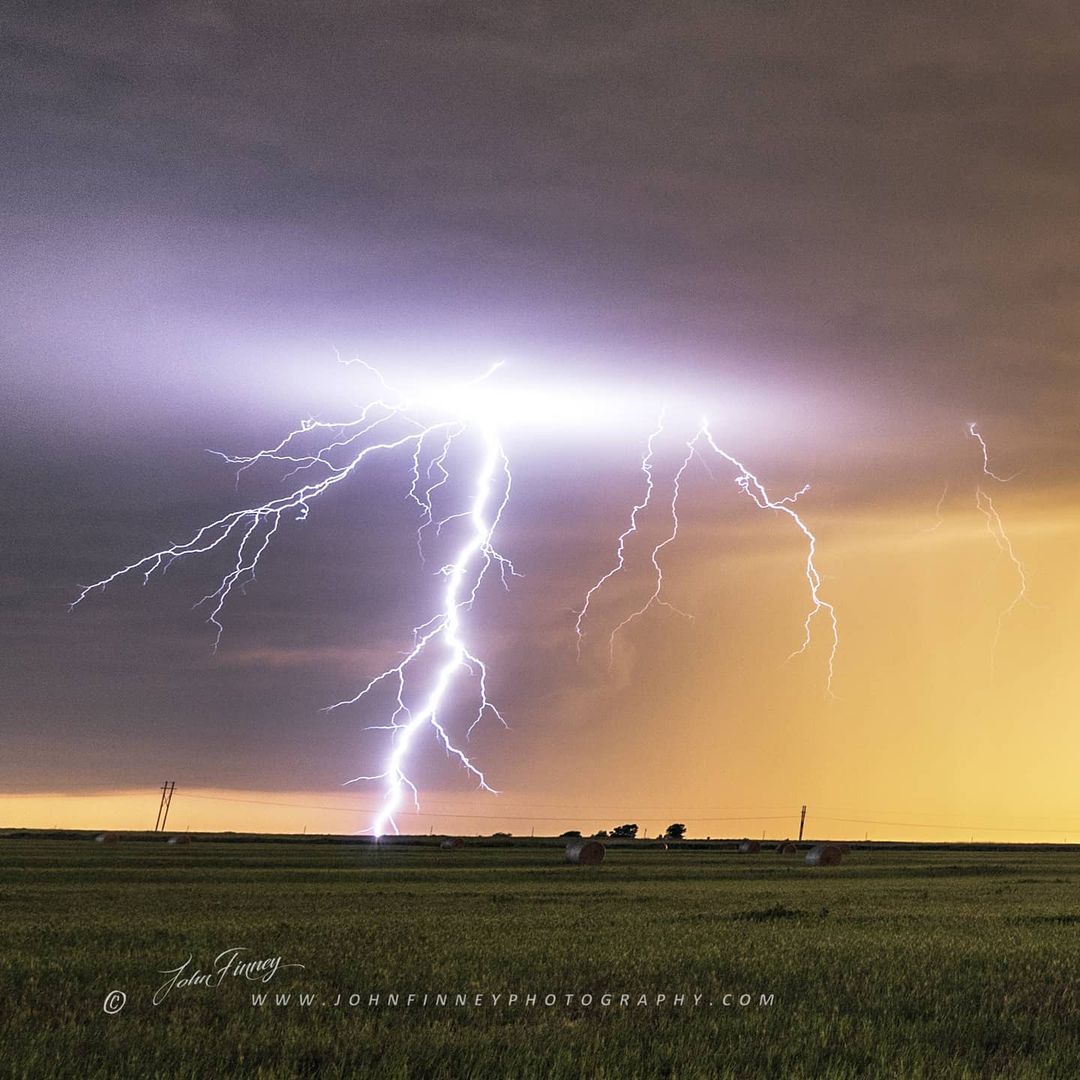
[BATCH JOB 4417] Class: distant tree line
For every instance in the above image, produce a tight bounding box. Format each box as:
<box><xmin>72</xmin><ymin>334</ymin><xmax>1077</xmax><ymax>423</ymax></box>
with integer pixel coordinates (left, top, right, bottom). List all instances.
<box><xmin>558</xmin><ymin>823</ymin><xmax>688</xmax><ymax>840</ymax></box>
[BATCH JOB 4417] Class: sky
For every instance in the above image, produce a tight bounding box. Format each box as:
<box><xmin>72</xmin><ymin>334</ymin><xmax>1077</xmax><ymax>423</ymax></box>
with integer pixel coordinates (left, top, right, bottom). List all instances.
<box><xmin>4</xmin><ymin>2</ymin><xmax>1080</xmax><ymax>840</ymax></box>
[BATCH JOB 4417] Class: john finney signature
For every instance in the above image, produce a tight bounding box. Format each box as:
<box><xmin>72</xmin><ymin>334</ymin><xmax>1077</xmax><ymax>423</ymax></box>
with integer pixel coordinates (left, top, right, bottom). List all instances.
<box><xmin>154</xmin><ymin>948</ymin><xmax>304</xmax><ymax>1005</ymax></box>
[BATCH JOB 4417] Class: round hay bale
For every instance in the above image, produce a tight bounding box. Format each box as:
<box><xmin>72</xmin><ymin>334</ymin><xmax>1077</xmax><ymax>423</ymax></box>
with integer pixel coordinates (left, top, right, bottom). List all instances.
<box><xmin>95</xmin><ymin>832</ymin><xmax>118</xmax><ymax>844</ymax></box>
<box><xmin>737</xmin><ymin>839</ymin><xmax>761</xmax><ymax>854</ymax></box>
<box><xmin>167</xmin><ymin>834</ymin><xmax>192</xmax><ymax>845</ymax></box>
<box><xmin>565</xmin><ymin>839</ymin><xmax>605</xmax><ymax>865</ymax></box>
<box><xmin>777</xmin><ymin>842</ymin><xmax>798</xmax><ymax>855</ymax></box>
<box><xmin>805</xmin><ymin>843</ymin><xmax>844</xmax><ymax>867</ymax></box>
<box><xmin>439</xmin><ymin>837</ymin><xmax>464</xmax><ymax>850</ymax></box>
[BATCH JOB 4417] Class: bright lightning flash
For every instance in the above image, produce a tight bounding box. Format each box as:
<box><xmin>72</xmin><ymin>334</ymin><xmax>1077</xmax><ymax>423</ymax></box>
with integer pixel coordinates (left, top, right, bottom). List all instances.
<box><xmin>72</xmin><ymin>361</ymin><xmax>517</xmax><ymax>837</ymax></box>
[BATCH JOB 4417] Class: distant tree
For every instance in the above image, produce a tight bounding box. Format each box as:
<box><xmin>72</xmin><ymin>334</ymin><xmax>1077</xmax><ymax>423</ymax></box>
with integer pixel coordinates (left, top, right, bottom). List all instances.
<box><xmin>560</xmin><ymin>830</ymin><xmax>582</xmax><ymax>838</ymax></box>
<box><xmin>611</xmin><ymin>823</ymin><xmax>639</xmax><ymax>839</ymax></box>
<box><xmin>592</xmin><ymin>830</ymin><xmax>609</xmax><ymax>839</ymax></box>
<box><xmin>492</xmin><ymin>832</ymin><xmax>512</xmax><ymax>838</ymax></box>
<box><xmin>665</xmin><ymin>823</ymin><xmax>687</xmax><ymax>841</ymax></box>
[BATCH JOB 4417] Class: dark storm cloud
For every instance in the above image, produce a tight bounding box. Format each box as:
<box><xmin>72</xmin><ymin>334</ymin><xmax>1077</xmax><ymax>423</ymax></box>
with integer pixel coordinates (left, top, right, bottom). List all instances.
<box><xmin>3</xmin><ymin>2</ymin><xmax>1080</xmax><ymax>794</ymax></box>
<box><xmin>5</xmin><ymin>1</ymin><xmax>1079</xmax><ymax>399</ymax></box>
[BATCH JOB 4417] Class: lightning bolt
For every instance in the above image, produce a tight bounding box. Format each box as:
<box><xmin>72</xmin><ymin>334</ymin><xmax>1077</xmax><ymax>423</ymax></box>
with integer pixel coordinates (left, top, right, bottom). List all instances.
<box><xmin>71</xmin><ymin>363</ymin><xmax>514</xmax><ymax>837</ymax></box>
<box><xmin>967</xmin><ymin>423</ymin><xmax>1030</xmax><ymax>656</ymax></box>
<box><xmin>573</xmin><ymin>411</ymin><xmax>667</xmax><ymax>657</ymax></box>
<box><xmin>968</xmin><ymin>422</ymin><xmax>1020</xmax><ymax>483</ymax></box>
<box><xmin>576</xmin><ymin>417</ymin><xmax>838</xmax><ymax>694</ymax></box>
<box><xmin>974</xmin><ymin>487</ymin><xmax>1029</xmax><ymax>651</ymax></box>
<box><xmin>924</xmin><ymin>483</ymin><xmax>949</xmax><ymax>533</ymax></box>
<box><xmin>327</xmin><ymin>422</ymin><xmax>515</xmax><ymax>837</ymax></box>
<box><xmin>605</xmin><ymin>432</ymin><xmax>699</xmax><ymax>664</ymax></box>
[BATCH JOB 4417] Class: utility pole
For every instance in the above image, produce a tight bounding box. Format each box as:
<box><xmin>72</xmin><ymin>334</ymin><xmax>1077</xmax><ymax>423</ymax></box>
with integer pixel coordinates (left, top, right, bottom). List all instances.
<box><xmin>155</xmin><ymin>781</ymin><xmax>176</xmax><ymax>832</ymax></box>
<box><xmin>798</xmin><ymin>804</ymin><xmax>807</xmax><ymax>842</ymax></box>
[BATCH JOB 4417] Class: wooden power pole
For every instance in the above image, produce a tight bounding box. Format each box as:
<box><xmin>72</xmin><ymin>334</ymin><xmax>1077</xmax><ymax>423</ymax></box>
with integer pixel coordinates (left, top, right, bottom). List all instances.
<box><xmin>155</xmin><ymin>781</ymin><xmax>176</xmax><ymax>832</ymax></box>
<box><xmin>798</xmin><ymin>804</ymin><xmax>807</xmax><ymax>842</ymax></box>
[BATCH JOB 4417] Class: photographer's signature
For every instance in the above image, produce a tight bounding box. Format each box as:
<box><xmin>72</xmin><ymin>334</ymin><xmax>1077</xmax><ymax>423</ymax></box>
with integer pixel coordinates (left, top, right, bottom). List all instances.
<box><xmin>153</xmin><ymin>947</ymin><xmax>304</xmax><ymax>1005</ymax></box>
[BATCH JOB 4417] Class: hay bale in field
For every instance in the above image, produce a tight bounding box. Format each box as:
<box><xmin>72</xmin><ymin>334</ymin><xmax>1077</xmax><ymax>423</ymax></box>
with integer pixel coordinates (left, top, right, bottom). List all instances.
<box><xmin>95</xmin><ymin>832</ymin><xmax>118</xmax><ymax>844</ymax></box>
<box><xmin>737</xmin><ymin>839</ymin><xmax>761</xmax><ymax>854</ymax></box>
<box><xmin>167</xmin><ymin>834</ymin><xmax>192</xmax><ymax>845</ymax></box>
<box><xmin>776</xmin><ymin>841</ymin><xmax>798</xmax><ymax>855</ymax></box>
<box><xmin>565</xmin><ymin>839</ymin><xmax>605</xmax><ymax>865</ymax></box>
<box><xmin>439</xmin><ymin>837</ymin><xmax>464</xmax><ymax>850</ymax></box>
<box><xmin>805</xmin><ymin>843</ymin><xmax>844</xmax><ymax>867</ymax></box>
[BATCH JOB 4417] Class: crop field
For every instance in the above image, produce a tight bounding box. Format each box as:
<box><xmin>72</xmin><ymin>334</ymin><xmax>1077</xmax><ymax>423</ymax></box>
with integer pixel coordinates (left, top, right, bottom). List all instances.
<box><xmin>4</xmin><ymin>835</ymin><xmax>1080</xmax><ymax>1078</ymax></box>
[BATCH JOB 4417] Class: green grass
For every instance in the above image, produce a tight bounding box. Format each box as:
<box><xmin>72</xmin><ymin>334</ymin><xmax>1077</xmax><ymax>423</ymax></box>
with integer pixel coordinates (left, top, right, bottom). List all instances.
<box><xmin>4</xmin><ymin>836</ymin><xmax>1080</xmax><ymax>1078</ymax></box>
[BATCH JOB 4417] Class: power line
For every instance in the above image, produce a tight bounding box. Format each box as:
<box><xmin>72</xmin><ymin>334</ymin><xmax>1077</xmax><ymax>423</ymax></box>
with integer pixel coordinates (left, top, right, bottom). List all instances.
<box><xmin>174</xmin><ymin>789</ymin><xmax>1080</xmax><ymax>824</ymax></box>
<box><xmin>181</xmin><ymin>792</ymin><xmax>801</xmax><ymax>815</ymax></box>
<box><xmin>814</xmin><ymin>814</ymin><xmax>1062</xmax><ymax>835</ymax></box>
<box><xmin>44</xmin><ymin>790</ymin><xmax>1080</xmax><ymax>838</ymax></box>
<box><xmin>178</xmin><ymin>792</ymin><xmax>794</xmax><ymax>823</ymax></box>
<box><xmin>179</xmin><ymin>794</ymin><xmax>1080</xmax><ymax>833</ymax></box>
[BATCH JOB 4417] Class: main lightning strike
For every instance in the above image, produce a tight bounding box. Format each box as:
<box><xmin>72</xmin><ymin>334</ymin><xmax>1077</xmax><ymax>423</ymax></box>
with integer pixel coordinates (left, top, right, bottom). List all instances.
<box><xmin>328</xmin><ymin>423</ymin><xmax>513</xmax><ymax>837</ymax></box>
<box><xmin>72</xmin><ymin>364</ymin><xmax>514</xmax><ymax>837</ymax></box>
<box><xmin>576</xmin><ymin>417</ymin><xmax>839</xmax><ymax>694</ymax></box>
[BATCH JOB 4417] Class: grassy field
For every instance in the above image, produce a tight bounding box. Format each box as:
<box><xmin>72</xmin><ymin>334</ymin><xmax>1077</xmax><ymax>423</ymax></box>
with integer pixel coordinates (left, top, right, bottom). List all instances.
<box><xmin>4</xmin><ymin>835</ymin><xmax>1080</xmax><ymax>1078</ymax></box>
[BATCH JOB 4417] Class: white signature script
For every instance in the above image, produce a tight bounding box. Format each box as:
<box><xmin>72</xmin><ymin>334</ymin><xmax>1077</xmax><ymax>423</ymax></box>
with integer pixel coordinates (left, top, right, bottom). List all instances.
<box><xmin>154</xmin><ymin>948</ymin><xmax>305</xmax><ymax>1005</ymax></box>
